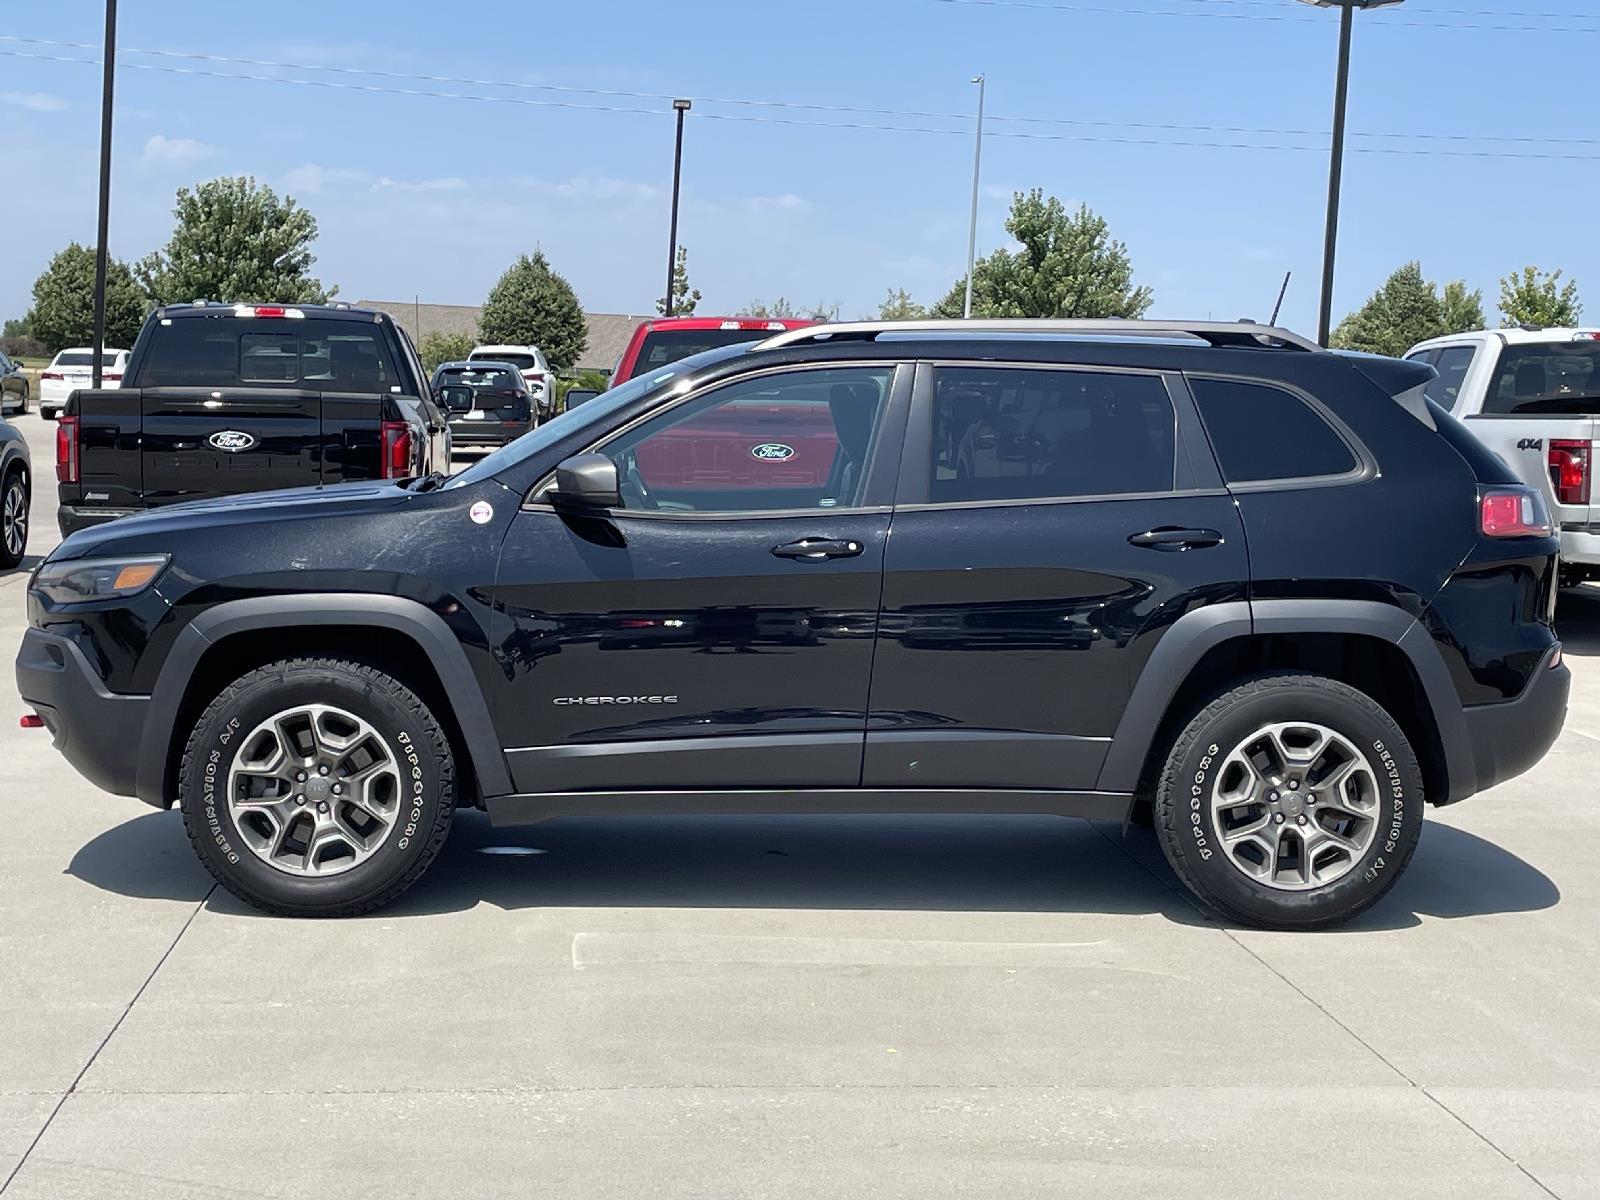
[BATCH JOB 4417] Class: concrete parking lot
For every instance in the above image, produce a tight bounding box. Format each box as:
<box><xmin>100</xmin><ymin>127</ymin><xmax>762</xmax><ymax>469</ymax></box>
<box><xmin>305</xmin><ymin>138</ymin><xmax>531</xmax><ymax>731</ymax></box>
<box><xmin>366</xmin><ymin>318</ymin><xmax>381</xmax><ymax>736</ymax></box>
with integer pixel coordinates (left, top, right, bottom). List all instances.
<box><xmin>2</xmin><ymin>408</ymin><xmax>1597</xmax><ymax>1200</ymax></box>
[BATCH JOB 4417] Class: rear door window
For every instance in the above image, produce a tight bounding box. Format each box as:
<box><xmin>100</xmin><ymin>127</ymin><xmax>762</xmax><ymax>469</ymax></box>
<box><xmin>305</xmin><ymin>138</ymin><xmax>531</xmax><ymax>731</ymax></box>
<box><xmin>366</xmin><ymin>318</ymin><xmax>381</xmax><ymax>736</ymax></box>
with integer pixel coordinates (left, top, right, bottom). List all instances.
<box><xmin>1483</xmin><ymin>341</ymin><xmax>1600</xmax><ymax>414</ymax></box>
<box><xmin>140</xmin><ymin>319</ymin><xmax>400</xmax><ymax>390</ymax></box>
<box><xmin>927</xmin><ymin>366</ymin><xmax>1176</xmax><ymax>503</ymax></box>
<box><xmin>1426</xmin><ymin>346</ymin><xmax>1475</xmax><ymax>411</ymax></box>
<box><xmin>1191</xmin><ymin>377</ymin><xmax>1357</xmax><ymax>483</ymax></box>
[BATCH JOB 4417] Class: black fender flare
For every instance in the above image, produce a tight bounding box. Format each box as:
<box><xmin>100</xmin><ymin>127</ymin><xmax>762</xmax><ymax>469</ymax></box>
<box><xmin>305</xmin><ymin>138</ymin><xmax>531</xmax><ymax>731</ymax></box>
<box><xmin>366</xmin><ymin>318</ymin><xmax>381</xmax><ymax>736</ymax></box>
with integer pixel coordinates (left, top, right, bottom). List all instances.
<box><xmin>1094</xmin><ymin>599</ymin><xmax>1476</xmax><ymax>802</ymax></box>
<box><xmin>136</xmin><ymin>594</ymin><xmax>513</xmax><ymax>808</ymax></box>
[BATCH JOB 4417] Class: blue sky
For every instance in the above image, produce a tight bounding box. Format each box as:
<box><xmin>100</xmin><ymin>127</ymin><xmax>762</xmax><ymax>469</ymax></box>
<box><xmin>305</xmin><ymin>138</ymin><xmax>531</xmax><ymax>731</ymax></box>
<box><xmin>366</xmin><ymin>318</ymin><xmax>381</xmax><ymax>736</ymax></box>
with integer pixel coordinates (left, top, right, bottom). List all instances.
<box><xmin>3</xmin><ymin>0</ymin><xmax>1598</xmax><ymax>334</ymax></box>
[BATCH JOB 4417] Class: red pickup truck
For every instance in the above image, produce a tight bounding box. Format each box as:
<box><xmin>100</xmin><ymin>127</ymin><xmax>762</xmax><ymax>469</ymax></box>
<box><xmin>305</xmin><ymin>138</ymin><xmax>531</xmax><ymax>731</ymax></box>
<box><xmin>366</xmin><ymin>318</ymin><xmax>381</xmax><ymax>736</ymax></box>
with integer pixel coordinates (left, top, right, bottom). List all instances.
<box><xmin>612</xmin><ymin>316</ymin><xmax>812</xmax><ymax>384</ymax></box>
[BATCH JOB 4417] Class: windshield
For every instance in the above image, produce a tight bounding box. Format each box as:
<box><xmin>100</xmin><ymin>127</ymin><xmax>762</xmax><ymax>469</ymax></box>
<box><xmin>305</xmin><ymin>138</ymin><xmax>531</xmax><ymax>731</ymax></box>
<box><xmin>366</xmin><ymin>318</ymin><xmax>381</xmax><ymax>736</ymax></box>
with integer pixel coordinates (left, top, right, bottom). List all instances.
<box><xmin>443</xmin><ymin>343</ymin><xmax>751</xmax><ymax>489</ymax></box>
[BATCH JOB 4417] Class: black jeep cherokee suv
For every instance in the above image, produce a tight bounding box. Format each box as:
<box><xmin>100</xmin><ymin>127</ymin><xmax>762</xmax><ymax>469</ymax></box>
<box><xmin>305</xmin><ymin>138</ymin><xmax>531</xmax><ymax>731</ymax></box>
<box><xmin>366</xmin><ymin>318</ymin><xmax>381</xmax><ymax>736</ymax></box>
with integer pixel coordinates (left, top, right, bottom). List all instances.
<box><xmin>16</xmin><ymin>320</ymin><xmax>1569</xmax><ymax>927</ymax></box>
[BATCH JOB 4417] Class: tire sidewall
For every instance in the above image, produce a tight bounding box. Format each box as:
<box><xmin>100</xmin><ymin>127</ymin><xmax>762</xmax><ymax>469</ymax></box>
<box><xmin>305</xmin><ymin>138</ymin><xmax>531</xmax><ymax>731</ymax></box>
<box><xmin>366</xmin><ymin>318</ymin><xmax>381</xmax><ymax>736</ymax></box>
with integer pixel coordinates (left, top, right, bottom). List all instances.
<box><xmin>181</xmin><ymin>664</ymin><xmax>451</xmax><ymax>912</ymax></box>
<box><xmin>0</xmin><ymin>472</ymin><xmax>25</xmax><ymax>568</ymax></box>
<box><xmin>1162</xmin><ymin>681</ymin><xmax>1423</xmax><ymax>925</ymax></box>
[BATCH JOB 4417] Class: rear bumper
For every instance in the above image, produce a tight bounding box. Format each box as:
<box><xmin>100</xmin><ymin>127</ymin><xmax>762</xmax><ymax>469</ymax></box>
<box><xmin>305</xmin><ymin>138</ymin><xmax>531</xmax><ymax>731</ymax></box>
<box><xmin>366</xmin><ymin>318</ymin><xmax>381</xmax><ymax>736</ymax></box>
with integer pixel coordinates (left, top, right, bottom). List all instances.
<box><xmin>15</xmin><ymin>626</ymin><xmax>151</xmax><ymax>801</ymax></box>
<box><xmin>448</xmin><ymin>427</ymin><xmax>525</xmax><ymax>448</ymax></box>
<box><xmin>1461</xmin><ymin>645</ymin><xmax>1569</xmax><ymax>796</ymax></box>
<box><xmin>1558</xmin><ymin>527</ymin><xmax>1600</xmax><ymax>567</ymax></box>
<box><xmin>57</xmin><ymin>504</ymin><xmax>140</xmax><ymax>537</ymax></box>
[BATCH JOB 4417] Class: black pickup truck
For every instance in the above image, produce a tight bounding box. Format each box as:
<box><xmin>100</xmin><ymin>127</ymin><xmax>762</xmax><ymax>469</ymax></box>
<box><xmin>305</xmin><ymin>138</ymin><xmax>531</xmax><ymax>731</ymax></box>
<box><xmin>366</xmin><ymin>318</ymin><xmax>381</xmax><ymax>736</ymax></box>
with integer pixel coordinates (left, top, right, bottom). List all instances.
<box><xmin>56</xmin><ymin>302</ymin><xmax>450</xmax><ymax>536</ymax></box>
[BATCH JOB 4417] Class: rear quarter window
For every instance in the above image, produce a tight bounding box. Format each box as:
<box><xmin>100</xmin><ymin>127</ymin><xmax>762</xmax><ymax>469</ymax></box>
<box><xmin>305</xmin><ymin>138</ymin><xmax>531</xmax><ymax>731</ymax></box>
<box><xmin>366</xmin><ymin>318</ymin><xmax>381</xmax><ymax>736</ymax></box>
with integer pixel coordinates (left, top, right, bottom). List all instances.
<box><xmin>1191</xmin><ymin>377</ymin><xmax>1358</xmax><ymax>483</ymax></box>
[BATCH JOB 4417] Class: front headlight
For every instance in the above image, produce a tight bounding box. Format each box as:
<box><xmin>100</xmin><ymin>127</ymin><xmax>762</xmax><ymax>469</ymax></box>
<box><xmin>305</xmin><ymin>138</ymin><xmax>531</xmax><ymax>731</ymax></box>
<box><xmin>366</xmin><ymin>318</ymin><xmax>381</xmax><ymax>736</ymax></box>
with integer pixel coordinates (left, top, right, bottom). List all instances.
<box><xmin>30</xmin><ymin>555</ymin><xmax>170</xmax><ymax>604</ymax></box>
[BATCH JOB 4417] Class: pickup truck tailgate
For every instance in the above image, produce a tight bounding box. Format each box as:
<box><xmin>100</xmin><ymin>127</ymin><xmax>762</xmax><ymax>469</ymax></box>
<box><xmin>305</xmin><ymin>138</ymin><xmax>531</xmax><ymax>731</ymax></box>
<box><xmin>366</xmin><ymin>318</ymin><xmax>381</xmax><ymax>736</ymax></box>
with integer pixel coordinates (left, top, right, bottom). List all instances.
<box><xmin>140</xmin><ymin>389</ymin><xmax>324</xmax><ymax>505</ymax></box>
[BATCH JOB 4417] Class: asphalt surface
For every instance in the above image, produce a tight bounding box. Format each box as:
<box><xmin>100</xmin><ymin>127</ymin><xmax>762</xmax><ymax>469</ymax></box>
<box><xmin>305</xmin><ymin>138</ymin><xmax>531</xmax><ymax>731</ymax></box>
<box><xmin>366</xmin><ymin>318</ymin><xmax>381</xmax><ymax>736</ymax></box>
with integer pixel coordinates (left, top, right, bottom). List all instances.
<box><xmin>2</xmin><ymin>408</ymin><xmax>1597</xmax><ymax>1199</ymax></box>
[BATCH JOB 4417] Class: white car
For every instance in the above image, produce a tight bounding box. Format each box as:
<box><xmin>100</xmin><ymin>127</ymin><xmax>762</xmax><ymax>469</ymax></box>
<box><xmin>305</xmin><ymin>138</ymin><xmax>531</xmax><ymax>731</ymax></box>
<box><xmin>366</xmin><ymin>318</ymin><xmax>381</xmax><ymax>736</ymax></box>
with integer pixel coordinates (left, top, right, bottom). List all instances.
<box><xmin>39</xmin><ymin>347</ymin><xmax>131</xmax><ymax>419</ymax></box>
<box><xmin>1406</xmin><ymin>326</ymin><xmax>1600</xmax><ymax>586</ymax></box>
<box><xmin>468</xmin><ymin>344</ymin><xmax>554</xmax><ymax>422</ymax></box>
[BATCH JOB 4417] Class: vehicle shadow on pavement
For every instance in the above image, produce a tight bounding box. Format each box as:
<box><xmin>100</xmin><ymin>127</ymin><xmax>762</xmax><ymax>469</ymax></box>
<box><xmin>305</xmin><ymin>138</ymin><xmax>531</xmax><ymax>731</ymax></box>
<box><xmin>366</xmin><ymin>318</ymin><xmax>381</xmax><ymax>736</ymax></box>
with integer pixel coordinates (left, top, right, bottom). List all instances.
<box><xmin>1557</xmin><ymin>585</ymin><xmax>1600</xmax><ymax>655</ymax></box>
<box><xmin>64</xmin><ymin>809</ymin><xmax>1558</xmax><ymax>931</ymax></box>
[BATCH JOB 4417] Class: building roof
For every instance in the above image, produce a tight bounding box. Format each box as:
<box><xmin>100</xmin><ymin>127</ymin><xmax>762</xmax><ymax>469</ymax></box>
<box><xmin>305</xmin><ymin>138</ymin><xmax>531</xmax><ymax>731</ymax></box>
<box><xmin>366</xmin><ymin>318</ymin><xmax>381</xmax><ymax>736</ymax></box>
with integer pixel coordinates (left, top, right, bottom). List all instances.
<box><xmin>356</xmin><ymin>299</ymin><xmax>655</xmax><ymax>375</ymax></box>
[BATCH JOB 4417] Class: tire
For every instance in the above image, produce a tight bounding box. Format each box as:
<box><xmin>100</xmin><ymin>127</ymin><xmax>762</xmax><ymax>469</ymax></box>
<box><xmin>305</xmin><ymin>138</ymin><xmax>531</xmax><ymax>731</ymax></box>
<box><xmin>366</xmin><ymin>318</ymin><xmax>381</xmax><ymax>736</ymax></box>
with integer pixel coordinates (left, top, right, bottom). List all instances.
<box><xmin>177</xmin><ymin>657</ymin><xmax>456</xmax><ymax>917</ymax></box>
<box><xmin>1153</xmin><ymin>673</ymin><xmax>1424</xmax><ymax>930</ymax></box>
<box><xmin>0</xmin><ymin>468</ymin><xmax>27</xmax><ymax>569</ymax></box>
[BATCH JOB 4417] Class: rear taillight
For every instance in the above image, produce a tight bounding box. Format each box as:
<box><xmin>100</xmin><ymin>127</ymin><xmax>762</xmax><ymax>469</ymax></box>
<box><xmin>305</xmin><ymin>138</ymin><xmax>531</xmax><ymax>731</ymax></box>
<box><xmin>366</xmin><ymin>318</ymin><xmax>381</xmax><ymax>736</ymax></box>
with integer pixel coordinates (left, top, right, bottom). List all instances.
<box><xmin>56</xmin><ymin>415</ymin><xmax>80</xmax><ymax>484</ymax></box>
<box><xmin>1480</xmin><ymin>487</ymin><xmax>1553</xmax><ymax>538</ymax></box>
<box><xmin>1547</xmin><ymin>439</ymin><xmax>1591</xmax><ymax>506</ymax></box>
<box><xmin>41</xmin><ymin>371</ymin><xmax>63</xmax><ymax>381</ymax></box>
<box><xmin>102</xmin><ymin>372</ymin><xmax>122</xmax><ymax>382</ymax></box>
<box><xmin>380</xmin><ymin>420</ymin><xmax>414</xmax><ymax>479</ymax></box>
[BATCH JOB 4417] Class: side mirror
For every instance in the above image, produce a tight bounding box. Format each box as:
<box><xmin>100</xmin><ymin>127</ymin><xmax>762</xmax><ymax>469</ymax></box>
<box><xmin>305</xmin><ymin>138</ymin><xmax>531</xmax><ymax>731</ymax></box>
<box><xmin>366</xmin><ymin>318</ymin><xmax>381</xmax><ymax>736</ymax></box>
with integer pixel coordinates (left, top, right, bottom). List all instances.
<box><xmin>564</xmin><ymin>388</ymin><xmax>601</xmax><ymax>408</ymax></box>
<box><xmin>552</xmin><ymin>453</ymin><xmax>620</xmax><ymax>509</ymax></box>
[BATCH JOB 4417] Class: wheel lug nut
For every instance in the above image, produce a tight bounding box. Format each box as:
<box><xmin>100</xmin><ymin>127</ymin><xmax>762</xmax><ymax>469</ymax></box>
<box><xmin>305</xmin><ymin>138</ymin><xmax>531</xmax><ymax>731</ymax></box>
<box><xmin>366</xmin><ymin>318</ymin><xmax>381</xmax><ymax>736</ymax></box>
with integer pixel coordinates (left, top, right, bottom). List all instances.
<box><xmin>1297</xmin><ymin>815</ymin><xmax>1307</xmax><ymax>825</ymax></box>
<box><xmin>317</xmin><ymin>802</ymin><xmax>329</xmax><ymax>815</ymax></box>
<box><xmin>295</xmin><ymin>795</ymin><xmax>306</xmax><ymax>806</ymax></box>
<box><xmin>332</xmin><ymin>784</ymin><xmax>343</xmax><ymax>795</ymax></box>
<box><xmin>1267</xmin><ymin>791</ymin><xmax>1279</xmax><ymax>802</ymax></box>
<box><xmin>1274</xmin><ymin>813</ymin><xmax>1285</xmax><ymax>824</ymax></box>
<box><xmin>1289</xmin><ymin>780</ymin><xmax>1300</xmax><ymax>791</ymax></box>
<box><xmin>318</xmin><ymin>765</ymin><xmax>329</xmax><ymax>776</ymax></box>
<box><xmin>296</xmin><ymin>771</ymin><xmax>307</xmax><ymax>783</ymax></box>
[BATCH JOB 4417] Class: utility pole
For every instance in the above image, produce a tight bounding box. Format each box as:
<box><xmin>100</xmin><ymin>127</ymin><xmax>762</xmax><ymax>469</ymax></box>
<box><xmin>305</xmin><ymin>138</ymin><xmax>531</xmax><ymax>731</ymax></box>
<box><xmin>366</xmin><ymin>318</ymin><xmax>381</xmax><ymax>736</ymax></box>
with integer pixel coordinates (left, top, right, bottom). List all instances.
<box><xmin>964</xmin><ymin>74</ymin><xmax>986</xmax><ymax>320</ymax></box>
<box><xmin>91</xmin><ymin>0</ymin><xmax>117</xmax><ymax>388</ymax></box>
<box><xmin>1298</xmin><ymin>0</ymin><xmax>1406</xmax><ymax>345</ymax></box>
<box><xmin>665</xmin><ymin>99</ymin><xmax>691</xmax><ymax>318</ymax></box>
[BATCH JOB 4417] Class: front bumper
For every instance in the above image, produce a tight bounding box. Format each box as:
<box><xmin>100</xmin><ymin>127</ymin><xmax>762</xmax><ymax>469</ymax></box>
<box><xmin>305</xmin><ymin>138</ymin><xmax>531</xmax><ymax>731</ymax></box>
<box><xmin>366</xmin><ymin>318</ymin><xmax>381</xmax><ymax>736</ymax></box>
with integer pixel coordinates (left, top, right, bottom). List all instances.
<box><xmin>16</xmin><ymin>626</ymin><xmax>150</xmax><ymax>800</ymax></box>
<box><xmin>1462</xmin><ymin>644</ymin><xmax>1570</xmax><ymax>796</ymax></box>
<box><xmin>57</xmin><ymin>504</ymin><xmax>140</xmax><ymax>537</ymax></box>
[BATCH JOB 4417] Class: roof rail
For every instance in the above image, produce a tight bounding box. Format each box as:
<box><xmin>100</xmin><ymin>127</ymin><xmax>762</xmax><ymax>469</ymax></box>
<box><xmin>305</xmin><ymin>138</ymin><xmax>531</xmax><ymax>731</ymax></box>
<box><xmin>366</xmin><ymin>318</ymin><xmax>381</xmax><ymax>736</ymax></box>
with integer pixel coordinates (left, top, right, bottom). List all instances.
<box><xmin>756</xmin><ymin>319</ymin><xmax>1322</xmax><ymax>353</ymax></box>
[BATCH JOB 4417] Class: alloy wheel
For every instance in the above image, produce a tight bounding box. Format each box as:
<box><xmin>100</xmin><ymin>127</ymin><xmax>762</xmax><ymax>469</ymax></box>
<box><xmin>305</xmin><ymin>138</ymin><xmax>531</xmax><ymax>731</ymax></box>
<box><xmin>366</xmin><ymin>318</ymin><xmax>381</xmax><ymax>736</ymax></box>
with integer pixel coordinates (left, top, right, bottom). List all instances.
<box><xmin>2</xmin><ymin>479</ymin><xmax>26</xmax><ymax>560</ymax></box>
<box><xmin>227</xmin><ymin>704</ymin><xmax>404</xmax><ymax>876</ymax></box>
<box><xmin>1209</xmin><ymin>721</ymin><xmax>1380</xmax><ymax>891</ymax></box>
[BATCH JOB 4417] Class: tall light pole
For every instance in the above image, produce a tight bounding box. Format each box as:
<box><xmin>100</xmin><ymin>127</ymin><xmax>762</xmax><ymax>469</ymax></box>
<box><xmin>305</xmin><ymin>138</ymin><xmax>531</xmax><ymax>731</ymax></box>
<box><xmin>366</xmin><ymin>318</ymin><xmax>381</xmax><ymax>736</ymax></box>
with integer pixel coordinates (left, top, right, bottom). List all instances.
<box><xmin>664</xmin><ymin>98</ymin><xmax>691</xmax><ymax>318</ymax></box>
<box><xmin>91</xmin><ymin>0</ymin><xmax>117</xmax><ymax>388</ymax></box>
<box><xmin>964</xmin><ymin>75</ymin><xmax>986</xmax><ymax>320</ymax></box>
<box><xmin>1298</xmin><ymin>0</ymin><xmax>1404</xmax><ymax>346</ymax></box>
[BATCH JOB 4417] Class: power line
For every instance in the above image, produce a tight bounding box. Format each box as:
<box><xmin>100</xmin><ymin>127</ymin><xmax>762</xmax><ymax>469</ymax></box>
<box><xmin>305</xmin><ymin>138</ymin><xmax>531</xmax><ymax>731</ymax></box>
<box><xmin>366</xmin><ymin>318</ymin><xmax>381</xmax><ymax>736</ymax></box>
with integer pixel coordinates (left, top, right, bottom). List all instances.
<box><xmin>6</xmin><ymin>35</ymin><xmax>1599</xmax><ymax>150</ymax></box>
<box><xmin>919</xmin><ymin>0</ymin><xmax>1600</xmax><ymax>32</ymax></box>
<box><xmin>8</xmin><ymin>44</ymin><xmax>1600</xmax><ymax>162</ymax></box>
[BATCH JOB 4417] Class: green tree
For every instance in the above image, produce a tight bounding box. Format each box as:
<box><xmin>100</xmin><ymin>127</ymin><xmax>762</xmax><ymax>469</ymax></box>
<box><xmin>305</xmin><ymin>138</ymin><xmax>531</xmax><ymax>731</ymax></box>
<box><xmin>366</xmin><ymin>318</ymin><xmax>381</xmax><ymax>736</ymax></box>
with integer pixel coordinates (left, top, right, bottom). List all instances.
<box><xmin>2</xmin><ymin>316</ymin><xmax>29</xmax><ymax>339</ymax></box>
<box><xmin>877</xmin><ymin>288</ymin><xmax>928</xmax><ymax>320</ymax></box>
<box><xmin>931</xmin><ymin>190</ymin><xmax>1153</xmax><ymax>319</ymax></box>
<box><xmin>1499</xmin><ymin>266</ymin><xmax>1582</xmax><ymax>328</ymax></box>
<box><xmin>742</xmin><ymin>297</ymin><xmax>800</xmax><ymax>319</ymax></box>
<box><xmin>479</xmin><ymin>250</ymin><xmax>587</xmax><ymax>371</ymax></box>
<box><xmin>417</xmin><ymin>331</ymin><xmax>476</xmax><ymax>375</ymax></box>
<box><xmin>26</xmin><ymin>243</ymin><xmax>148</xmax><ymax>352</ymax></box>
<box><xmin>656</xmin><ymin>246</ymin><xmax>701</xmax><ymax>317</ymax></box>
<box><xmin>1330</xmin><ymin>262</ymin><xmax>1481</xmax><ymax>357</ymax></box>
<box><xmin>1440</xmin><ymin>279</ymin><xmax>1486</xmax><ymax>335</ymax></box>
<box><xmin>137</xmin><ymin>176</ymin><xmax>334</xmax><ymax>306</ymax></box>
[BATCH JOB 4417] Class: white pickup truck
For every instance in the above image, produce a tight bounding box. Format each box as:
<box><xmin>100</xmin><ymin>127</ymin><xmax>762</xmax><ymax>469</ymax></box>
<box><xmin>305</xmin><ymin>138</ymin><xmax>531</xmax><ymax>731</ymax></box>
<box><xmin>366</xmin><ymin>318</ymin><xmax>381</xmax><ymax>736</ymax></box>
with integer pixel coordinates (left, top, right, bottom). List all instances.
<box><xmin>1407</xmin><ymin>326</ymin><xmax>1600</xmax><ymax>586</ymax></box>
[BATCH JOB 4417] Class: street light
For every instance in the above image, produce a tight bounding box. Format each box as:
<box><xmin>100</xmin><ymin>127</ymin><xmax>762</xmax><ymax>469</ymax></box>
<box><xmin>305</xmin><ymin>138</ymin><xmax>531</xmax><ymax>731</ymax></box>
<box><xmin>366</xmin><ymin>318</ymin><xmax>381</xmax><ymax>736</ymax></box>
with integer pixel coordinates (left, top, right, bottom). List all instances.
<box><xmin>664</xmin><ymin>98</ymin><xmax>691</xmax><ymax>318</ymax></box>
<box><xmin>1297</xmin><ymin>0</ymin><xmax>1405</xmax><ymax>346</ymax></box>
<box><xmin>91</xmin><ymin>0</ymin><xmax>118</xmax><ymax>388</ymax></box>
<box><xmin>964</xmin><ymin>74</ymin><xmax>986</xmax><ymax>320</ymax></box>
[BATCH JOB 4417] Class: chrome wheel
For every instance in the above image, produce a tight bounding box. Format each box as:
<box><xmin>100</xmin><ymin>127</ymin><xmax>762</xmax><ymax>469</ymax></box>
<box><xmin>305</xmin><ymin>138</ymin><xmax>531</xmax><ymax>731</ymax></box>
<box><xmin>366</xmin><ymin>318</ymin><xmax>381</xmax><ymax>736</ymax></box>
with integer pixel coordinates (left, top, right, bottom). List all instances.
<box><xmin>227</xmin><ymin>704</ymin><xmax>404</xmax><ymax>877</ymax></box>
<box><xmin>1</xmin><ymin>478</ymin><xmax>26</xmax><ymax>561</ymax></box>
<box><xmin>1209</xmin><ymin>722</ymin><xmax>1380</xmax><ymax>891</ymax></box>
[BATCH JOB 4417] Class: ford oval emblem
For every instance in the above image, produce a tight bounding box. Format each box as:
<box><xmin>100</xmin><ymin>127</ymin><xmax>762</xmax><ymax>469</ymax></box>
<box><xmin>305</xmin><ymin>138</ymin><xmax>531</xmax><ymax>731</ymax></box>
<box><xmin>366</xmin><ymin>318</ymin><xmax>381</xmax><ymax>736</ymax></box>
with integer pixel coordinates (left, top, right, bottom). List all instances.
<box><xmin>208</xmin><ymin>430</ymin><xmax>259</xmax><ymax>453</ymax></box>
<box><xmin>751</xmin><ymin>442</ymin><xmax>795</xmax><ymax>462</ymax></box>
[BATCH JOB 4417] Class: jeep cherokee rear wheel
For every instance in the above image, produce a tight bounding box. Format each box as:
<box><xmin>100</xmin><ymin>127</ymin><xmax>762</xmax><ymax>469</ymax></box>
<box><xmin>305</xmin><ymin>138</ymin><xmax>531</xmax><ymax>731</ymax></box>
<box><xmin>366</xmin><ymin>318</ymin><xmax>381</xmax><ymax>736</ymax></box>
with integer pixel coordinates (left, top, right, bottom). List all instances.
<box><xmin>1154</xmin><ymin>673</ymin><xmax>1424</xmax><ymax>930</ymax></box>
<box><xmin>178</xmin><ymin>657</ymin><xmax>455</xmax><ymax>917</ymax></box>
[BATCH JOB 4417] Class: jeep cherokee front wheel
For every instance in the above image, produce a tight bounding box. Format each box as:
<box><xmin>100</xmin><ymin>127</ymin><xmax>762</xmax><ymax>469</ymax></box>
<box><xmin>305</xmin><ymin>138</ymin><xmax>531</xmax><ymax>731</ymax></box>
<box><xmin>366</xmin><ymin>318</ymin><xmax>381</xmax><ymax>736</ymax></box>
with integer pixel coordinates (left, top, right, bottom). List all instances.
<box><xmin>177</xmin><ymin>657</ymin><xmax>456</xmax><ymax>917</ymax></box>
<box><xmin>1153</xmin><ymin>673</ymin><xmax>1424</xmax><ymax>930</ymax></box>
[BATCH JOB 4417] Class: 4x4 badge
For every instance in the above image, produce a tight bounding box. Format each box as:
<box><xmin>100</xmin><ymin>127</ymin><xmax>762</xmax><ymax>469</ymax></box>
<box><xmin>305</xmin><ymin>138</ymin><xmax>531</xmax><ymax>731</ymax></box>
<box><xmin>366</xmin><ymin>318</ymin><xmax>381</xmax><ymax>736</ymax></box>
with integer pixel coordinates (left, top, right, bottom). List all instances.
<box><xmin>752</xmin><ymin>442</ymin><xmax>795</xmax><ymax>461</ymax></box>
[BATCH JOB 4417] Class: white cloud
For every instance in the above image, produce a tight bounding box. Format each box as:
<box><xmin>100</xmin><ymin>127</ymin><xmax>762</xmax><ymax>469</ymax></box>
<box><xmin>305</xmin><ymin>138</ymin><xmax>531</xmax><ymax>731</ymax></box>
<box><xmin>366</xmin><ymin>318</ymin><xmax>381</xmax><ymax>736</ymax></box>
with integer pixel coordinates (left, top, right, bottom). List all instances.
<box><xmin>372</xmin><ymin>176</ymin><xmax>468</xmax><ymax>193</ymax></box>
<box><xmin>2</xmin><ymin>91</ymin><xmax>68</xmax><ymax>113</ymax></box>
<box><xmin>142</xmin><ymin>134</ymin><xmax>216</xmax><ymax>166</ymax></box>
<box><xmin>280</xmin><ymin>163</ymin><xmax>368</xmax><ymax>195</ymax></box>
<box><xmin>743</xmin><ymin>193</ymin><xmax>809</xmax><ymax>214</ymax></box>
